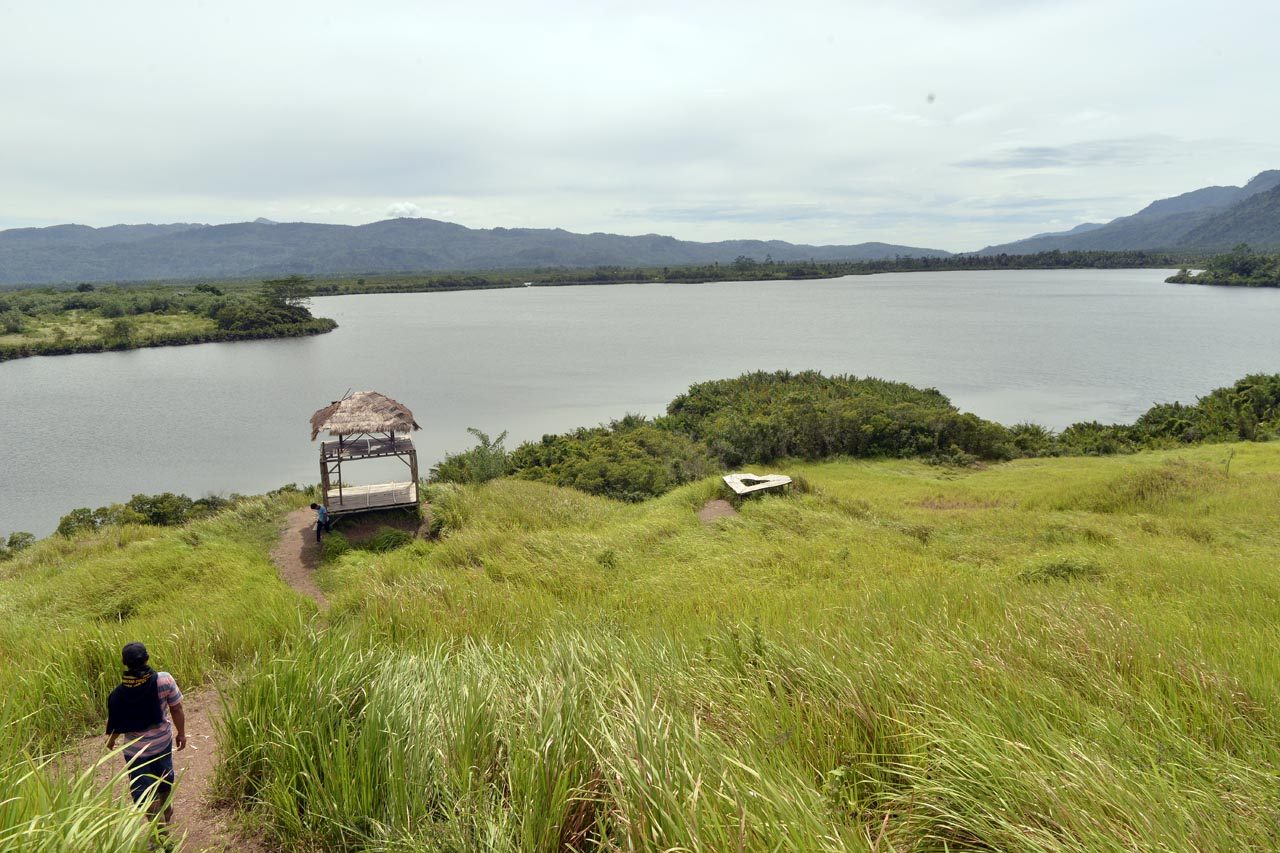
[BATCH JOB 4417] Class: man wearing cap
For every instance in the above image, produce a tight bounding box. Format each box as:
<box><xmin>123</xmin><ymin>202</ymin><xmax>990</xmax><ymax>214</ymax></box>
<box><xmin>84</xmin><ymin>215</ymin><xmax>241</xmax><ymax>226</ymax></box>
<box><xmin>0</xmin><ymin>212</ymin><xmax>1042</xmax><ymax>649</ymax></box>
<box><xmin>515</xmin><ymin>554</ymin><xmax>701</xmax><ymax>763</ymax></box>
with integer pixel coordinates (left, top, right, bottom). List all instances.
<box><xmin>105</xmin><ymin>642</ymin><xmax>186</xmax><ymax>828</ymax></box>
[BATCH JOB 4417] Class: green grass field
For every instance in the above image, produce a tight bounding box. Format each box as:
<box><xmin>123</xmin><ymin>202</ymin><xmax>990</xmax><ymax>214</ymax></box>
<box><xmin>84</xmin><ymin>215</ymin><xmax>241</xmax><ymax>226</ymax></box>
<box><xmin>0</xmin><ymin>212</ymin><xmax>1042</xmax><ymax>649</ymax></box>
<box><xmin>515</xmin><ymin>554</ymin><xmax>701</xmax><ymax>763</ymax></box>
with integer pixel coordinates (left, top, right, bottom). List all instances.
<box><xmin>0</xmin><ymin>310</ymin><xmax>218</xmax><ymax>348</ymax></box>
<box><xmin>4</xmin><ymin>444</ymin><xmax>1280</xmax><ymax>849</ymax></box>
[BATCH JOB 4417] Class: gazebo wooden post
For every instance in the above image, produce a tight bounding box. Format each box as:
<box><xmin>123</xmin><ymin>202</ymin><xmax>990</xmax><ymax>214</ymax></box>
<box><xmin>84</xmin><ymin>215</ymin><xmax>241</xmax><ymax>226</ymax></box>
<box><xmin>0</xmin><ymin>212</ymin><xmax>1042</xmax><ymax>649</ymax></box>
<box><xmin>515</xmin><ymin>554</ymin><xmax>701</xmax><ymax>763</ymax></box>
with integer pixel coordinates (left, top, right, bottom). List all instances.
<box><xmin>320</xmin><ymin>448</ymin><xmax>331</xmax><ymax>507</ymax></box>
<box><xmin>337</xmin><ymin>435</ymin><xmax>345</xmax><ymax>502</ymax></box>
<box><xmin>409</xmin><ymin>441</ymin><xmax>419</xmax><ymax>496</ymax></box>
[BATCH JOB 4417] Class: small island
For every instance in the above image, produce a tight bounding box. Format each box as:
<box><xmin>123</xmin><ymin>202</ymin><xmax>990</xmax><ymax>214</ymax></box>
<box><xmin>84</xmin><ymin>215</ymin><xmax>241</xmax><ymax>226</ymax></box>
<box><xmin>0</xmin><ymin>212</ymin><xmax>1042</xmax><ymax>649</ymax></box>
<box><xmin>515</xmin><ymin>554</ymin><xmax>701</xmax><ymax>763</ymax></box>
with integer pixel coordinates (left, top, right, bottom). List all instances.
<box><xmin>0</xmin><ymin>276</ymin><xmax>336</xmax><ymax>361</ymax></box>
<box><xmin>1166</xmin><ymin>244</ymin><xmax>1280</xmax><ymax>287</ymax></box>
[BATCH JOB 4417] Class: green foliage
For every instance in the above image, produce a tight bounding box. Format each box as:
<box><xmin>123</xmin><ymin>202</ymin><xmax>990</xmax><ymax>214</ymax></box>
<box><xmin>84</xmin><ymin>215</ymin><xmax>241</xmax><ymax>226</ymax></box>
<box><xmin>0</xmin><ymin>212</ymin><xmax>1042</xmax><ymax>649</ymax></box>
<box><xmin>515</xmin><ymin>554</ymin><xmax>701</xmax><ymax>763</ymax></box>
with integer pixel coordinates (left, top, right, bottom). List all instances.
<box><xmin>430</xmin><ymin>428</ymin><xmax>511</xmax><ymax>484</ymax></box>
<box><xmin>125</xmin><ymin>492</ymin><xmax>195</xmax><ymax>526</ymax></box>
<box><xmin>1166</xmin><ymin>245</ymin><xmax>1280</xmax><ymax>286</ymax></box>
<box><xmin>0</xmin><ymin>280</ymin><xmax>336</xmax><ymax>361</ymax></box>
<box><xmin>666</xmin><ymin>370</ymin><xmax>1015</xmax><ymax>465</ymax></box>
<box><xmin>210</xmin><ymin>294</ymin><xmax>315</xmax><ymax>332</ymax></box>
<box><xmin>1007</xmin><ymin>422</ymin><xmax>1058</xmax><ymax>457</ymax></box>
<box><xmin>1062</xmin><ymin>374</ymin><xmax>1280</xmax><ymax>453</ymax></box>
<box><xmin>509</xmin><ymin>416</ymin><xmax>717</xmax><ymax>502</ymax></box>
<box><xmin>435</xmin><ymin>373</ymin><xmax>1280</xmax><ymax>505</ymax></box>
<box><xmin>55</xmin><ymin>508</ymin><xmax>97</xmax><ymax>538</ymax></box>
<box><xmin>55</xmin><ymin>492</ymin><xmax>237</xmax><ymax>536</ymax></box>
<box><xmin>261</xmin><ymin>276</ymin><xmax>314</xmax><ymax>310</ymax></box>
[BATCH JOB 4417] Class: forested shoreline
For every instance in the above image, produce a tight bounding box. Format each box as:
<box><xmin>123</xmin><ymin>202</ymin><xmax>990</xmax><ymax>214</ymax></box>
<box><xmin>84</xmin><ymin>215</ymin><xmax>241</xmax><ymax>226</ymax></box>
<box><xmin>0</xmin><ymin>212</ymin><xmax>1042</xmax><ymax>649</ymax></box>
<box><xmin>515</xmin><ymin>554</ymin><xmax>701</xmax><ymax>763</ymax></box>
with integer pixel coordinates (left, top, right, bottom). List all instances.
<box><xmin>1166</xmin><ymin>243</ymin><xmax>1280</xmax><ymax>286</ymax></box>
<box><xmin>0</xmin><ymin>251</ymin><xmax>1200</xmax><ymax>361</ymax></box>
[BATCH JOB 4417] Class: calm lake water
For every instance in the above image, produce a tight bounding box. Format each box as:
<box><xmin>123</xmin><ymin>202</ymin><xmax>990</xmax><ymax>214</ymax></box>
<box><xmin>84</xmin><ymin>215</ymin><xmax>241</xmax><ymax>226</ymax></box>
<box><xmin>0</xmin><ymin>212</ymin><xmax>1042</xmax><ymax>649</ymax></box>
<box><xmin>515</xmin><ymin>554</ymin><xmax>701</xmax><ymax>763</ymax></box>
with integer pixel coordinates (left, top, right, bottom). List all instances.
<box><xmin>3</xmin><ymin>269</ymin><xmax>1278</xmax><ymax>535</ymax></box>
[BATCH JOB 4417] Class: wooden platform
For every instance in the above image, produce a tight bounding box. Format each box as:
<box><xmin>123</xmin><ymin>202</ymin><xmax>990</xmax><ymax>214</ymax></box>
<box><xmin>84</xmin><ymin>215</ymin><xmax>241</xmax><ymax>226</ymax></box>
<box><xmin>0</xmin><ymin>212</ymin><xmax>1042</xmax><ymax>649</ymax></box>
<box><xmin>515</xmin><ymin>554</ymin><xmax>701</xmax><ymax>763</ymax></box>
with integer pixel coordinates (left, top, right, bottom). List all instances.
<box><xmin>325</xmin><ymin>481</ymin><xmax>419</xmax><ymax>514</ymax></box>
<box><xmin>321</xmin><ymin>436</ymin><xmax>415</xmax><ymax>462</ymax></box>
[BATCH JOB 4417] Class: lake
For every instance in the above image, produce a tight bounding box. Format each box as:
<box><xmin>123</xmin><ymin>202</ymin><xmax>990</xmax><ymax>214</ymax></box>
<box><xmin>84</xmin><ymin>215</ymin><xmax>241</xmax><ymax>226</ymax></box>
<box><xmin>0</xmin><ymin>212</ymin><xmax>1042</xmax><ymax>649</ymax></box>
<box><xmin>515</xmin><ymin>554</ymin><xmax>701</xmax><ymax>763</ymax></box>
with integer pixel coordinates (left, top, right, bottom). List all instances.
<box><xmin>3</xmin><ymin>268</ymin><xmax>1278</xmax><ymax>536</ymax></box>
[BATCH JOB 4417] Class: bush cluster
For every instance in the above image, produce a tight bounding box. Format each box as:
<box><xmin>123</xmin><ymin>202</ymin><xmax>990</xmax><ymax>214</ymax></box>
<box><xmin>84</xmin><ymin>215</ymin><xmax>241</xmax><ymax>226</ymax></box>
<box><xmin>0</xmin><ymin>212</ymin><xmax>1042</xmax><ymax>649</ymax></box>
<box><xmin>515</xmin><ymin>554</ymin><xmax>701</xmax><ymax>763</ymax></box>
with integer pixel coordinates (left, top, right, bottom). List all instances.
<box><xmin>56</xmin><ymin>493</ymin><xmax>235</xmax><ymax>537</ymax></box>
<box><xmin>430</xmin><ymin>428</ymin><xmax>511</xmax><ymax>485</ymax></box>
<box><xmin>666</xmin><ymin>371</ymin><xmax>1014</xmax><ymax>465</ymax></box>
<box><xmin>508</xmin><ymin>415</ymin><xmax>718</xmax><ymax>502</ymax></box>
<box><xmin>1167</xmin><ymin>244</ymin><xmax>1280</xmax><ymax>287</ymax></box>
<box><xmin>436</xmin><ymin>371</ymin><xmax>1280</xmax><ymax>504</ymax></box>
<box><xmin>0</xmin><ymin>279</ymin><xmax>336</xmax><ymax>361</ymax></box>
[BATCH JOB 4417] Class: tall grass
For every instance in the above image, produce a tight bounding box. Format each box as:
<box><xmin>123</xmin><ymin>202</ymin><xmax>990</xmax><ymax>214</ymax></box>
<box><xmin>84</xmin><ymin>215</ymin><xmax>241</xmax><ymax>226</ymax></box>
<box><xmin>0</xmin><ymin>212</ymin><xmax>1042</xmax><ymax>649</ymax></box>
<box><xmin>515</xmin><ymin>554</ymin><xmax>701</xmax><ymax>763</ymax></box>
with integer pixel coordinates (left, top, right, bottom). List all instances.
<box><xmin>0</xmin><ymin>737</ymin><xmax>150</xmax><ymax>852</ymax></box>
<box><xmin>9</xmin><ymin>443</ymin><xmax>1280</xmax><ymax>848</ymax></box>
<box><xmin>221</xmin><ymin>442</ymin><xmax>1280</xmax><ymax>849</ymax></box>
<box><xmin>0</xmin><ymin>493</ymin><xmax>315</xmax><ymax>847</ymax></box>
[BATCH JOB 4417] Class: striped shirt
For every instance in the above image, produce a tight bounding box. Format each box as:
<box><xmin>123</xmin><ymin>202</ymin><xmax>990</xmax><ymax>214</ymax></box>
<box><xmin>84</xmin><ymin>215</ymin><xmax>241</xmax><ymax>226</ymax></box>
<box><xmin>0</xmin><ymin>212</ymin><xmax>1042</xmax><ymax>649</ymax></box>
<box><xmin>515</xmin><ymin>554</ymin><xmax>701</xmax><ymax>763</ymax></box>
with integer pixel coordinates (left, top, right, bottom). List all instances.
<box><xmin>119</xmin><ymin>672</ymin><xmax>182</xmax><ymax>759</ymax></box>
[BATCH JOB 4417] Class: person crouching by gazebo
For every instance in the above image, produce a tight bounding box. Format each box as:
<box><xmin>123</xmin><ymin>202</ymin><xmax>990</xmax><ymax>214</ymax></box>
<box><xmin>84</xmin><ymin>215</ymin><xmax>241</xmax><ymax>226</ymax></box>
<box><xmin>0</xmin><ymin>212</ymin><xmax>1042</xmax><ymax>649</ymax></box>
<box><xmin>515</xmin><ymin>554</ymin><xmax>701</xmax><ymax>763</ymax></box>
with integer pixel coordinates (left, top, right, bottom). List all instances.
<box><xmin>106</xmin><ymin>642</ymin><xmax>186</xmax><ymax>831</ymax></box>
<box><xmin>311</xmin><ymin>502</ymin><xmax>332</xmax><ymax>542</ymax></box>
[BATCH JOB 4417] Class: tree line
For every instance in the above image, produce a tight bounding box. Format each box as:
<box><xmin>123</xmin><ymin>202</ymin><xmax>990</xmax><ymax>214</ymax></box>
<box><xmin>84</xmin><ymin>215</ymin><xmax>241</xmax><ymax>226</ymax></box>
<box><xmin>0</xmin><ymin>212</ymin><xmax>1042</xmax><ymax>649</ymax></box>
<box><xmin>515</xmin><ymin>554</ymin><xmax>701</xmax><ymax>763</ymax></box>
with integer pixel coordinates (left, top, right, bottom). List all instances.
<box><xmin>1166</xmin><ymin>244</ymin><xmax>1280</xmax><ymax>286</ymax></box>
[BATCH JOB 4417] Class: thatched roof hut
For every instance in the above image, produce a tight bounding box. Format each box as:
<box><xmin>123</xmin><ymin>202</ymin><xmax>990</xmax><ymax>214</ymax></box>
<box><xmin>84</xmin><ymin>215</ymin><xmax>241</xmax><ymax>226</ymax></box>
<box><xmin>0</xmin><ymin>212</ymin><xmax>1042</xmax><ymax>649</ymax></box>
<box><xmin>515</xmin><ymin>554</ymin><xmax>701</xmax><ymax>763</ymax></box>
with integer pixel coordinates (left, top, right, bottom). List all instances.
<box><xmin>310</xmin><ymin>391</ymin><xmax>421</xmax><ymax>440</ymax></box>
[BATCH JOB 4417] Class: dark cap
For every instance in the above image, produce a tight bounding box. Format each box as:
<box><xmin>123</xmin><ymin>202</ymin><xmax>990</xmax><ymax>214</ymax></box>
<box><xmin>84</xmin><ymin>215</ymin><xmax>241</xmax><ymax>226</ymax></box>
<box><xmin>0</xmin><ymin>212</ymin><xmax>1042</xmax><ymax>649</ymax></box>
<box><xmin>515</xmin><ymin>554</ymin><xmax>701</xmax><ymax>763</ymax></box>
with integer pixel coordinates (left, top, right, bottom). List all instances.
<box><xmin>122</xmin><ymin>642</ymin><xmax>149</xmax><ymax>668</ymax></box>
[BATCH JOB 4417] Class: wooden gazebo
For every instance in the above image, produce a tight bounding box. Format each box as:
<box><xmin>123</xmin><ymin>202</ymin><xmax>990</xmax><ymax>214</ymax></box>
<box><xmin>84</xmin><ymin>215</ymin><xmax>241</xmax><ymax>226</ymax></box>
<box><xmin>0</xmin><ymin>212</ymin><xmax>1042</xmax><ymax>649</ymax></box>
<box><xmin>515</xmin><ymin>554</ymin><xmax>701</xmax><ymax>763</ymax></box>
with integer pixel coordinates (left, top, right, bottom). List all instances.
<box><xmin>310</xmin><ymin>391</ymin><xmax>420</xmax><ymax>515</ymax></box>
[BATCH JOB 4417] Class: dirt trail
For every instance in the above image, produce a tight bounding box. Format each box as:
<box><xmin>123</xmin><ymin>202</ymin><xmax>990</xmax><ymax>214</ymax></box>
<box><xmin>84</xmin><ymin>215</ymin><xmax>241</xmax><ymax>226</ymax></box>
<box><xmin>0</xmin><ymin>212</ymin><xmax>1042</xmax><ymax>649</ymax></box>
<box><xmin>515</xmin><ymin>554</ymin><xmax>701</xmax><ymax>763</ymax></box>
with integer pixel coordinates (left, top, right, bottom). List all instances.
<box><xmin>697</xmin><ymin>499</ymin><xmax>740</xmax><ymax>523</ymax></box>
<box><xmin>269</xmin><ymin>507</ymin><xmax>328</xmax><ymax>609</ymax></box>
<box><xmin>71</xmin><ymin>689</ymin><xmax>263</xmax><ymax>852</ymax></box>
<box><xmin>67</xmin><ymin>509</ymin><xmax>328</xmax><ymax>850</ymax></box>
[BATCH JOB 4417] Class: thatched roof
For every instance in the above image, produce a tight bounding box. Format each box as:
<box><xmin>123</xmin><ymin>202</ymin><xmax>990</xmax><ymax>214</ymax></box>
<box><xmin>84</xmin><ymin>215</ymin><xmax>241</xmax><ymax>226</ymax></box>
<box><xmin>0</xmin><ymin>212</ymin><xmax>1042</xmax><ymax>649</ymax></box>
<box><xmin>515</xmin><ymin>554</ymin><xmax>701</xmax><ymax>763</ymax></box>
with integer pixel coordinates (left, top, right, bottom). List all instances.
<box><xmin>310</xmin><ymin>391</ymin><xmax>421</xmax><ymax>440</ymax></box>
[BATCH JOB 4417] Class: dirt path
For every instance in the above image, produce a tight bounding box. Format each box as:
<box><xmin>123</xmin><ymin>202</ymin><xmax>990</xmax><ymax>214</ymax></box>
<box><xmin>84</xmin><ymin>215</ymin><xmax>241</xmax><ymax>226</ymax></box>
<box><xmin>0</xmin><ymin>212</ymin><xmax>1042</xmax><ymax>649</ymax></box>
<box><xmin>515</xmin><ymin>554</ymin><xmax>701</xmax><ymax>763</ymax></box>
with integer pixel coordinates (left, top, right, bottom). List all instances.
<box><xmin>65</xmin><ymin>509</ymin><xmax>329</xmax><ymax>850</ymax></box>
<box><xmin>697</xmin><ymin>498</ymin><xmax>740</xmax><ymax>523</ymax></box>
<box><xmin>71</xmin><ymin>690</ymin><xmax>263</xmax><ymax>852</ymax></box>
<box><xmin>269</xmin><ymin>507</ymin><xmax>328</xmax><ymax>609</ymax></box>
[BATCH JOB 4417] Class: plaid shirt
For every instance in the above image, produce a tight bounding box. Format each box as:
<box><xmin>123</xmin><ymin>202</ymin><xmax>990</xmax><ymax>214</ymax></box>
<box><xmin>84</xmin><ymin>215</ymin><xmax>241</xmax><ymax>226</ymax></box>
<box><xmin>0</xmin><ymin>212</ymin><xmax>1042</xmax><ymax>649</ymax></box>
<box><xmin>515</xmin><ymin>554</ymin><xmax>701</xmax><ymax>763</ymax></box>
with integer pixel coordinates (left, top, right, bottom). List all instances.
<box><xmin>118</xmin><ymin>672</ymin><xmax>182</xmax><ymax>759</ymax></box>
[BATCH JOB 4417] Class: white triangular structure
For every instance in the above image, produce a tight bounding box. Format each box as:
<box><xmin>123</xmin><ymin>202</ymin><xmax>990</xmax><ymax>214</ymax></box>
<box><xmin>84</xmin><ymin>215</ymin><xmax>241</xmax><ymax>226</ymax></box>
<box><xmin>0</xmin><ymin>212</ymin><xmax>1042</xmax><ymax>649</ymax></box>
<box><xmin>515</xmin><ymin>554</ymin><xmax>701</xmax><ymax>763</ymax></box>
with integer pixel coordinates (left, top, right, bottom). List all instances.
<box><xmin>723</xmin><ymin>473</ymin><xmax>793</xmax><ymax>496</ymax></box>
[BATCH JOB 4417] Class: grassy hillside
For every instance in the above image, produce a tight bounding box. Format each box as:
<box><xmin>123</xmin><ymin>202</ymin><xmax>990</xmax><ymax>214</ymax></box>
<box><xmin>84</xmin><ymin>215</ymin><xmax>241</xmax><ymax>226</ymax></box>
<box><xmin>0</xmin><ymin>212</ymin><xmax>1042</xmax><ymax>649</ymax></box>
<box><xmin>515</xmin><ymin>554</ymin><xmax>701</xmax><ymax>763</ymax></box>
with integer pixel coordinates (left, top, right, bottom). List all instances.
<box><xmin>0</xmin><ymin>492</ymin><xmax>313</xmax><ymax>850</ymax></box>
<box><xmin>5</xmin><ymin>443</ymin><xmax>1280</xmax><ymax>849</ymax></box>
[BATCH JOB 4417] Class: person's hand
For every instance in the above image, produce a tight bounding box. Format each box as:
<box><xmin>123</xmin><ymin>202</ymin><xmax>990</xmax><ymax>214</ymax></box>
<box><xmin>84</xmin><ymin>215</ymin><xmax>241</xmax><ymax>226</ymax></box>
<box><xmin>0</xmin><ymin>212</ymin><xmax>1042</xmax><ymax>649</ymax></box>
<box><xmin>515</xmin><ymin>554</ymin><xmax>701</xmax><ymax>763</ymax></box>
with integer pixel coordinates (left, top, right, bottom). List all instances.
<box><xmin>175</xmin><ymin>733</ymin><xmax>187</xmax><ymax>751</ymax></box>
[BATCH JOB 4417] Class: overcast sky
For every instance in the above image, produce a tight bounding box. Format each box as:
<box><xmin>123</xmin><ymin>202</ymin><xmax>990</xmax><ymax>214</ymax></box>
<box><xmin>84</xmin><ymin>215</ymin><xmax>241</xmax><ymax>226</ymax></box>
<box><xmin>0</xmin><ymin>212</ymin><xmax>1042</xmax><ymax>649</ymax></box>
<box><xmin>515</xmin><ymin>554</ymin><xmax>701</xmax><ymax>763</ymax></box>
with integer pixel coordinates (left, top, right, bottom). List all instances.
<box><xmin>3</xmin><ymin>0</ymin><xmax>1276</xmax><ymax>251</ymax></box>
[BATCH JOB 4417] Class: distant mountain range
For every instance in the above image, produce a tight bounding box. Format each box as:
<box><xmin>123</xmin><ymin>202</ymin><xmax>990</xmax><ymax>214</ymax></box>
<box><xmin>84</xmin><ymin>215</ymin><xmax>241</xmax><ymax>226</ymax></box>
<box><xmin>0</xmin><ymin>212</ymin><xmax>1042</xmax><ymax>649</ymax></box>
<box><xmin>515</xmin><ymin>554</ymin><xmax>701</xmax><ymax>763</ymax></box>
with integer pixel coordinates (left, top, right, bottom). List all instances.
<box><xmin>0</xmin><ymin>219</ymin><xmax>949</xmax><ymax>286</ymax></box>
<box><xmin>979</xmin><ymin>170</ymin><xmax>1280</xmax><ymax>254</ymax></box>
<box><xmin>5</xmin><ymin>169</ymin><xmax>1277</xmax><ymax>286</ymax></box>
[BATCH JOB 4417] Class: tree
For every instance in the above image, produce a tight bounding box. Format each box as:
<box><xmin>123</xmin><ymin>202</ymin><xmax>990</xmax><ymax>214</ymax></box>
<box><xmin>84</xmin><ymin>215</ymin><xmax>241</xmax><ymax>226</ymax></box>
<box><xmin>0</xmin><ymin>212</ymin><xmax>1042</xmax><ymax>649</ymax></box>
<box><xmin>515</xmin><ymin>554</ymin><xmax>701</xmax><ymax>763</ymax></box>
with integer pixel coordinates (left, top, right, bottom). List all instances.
<box><xmin>262</xmin><ymin>276</ymin><xmax>315</xmax><ymax>309</ymax></box>
<box><xmin>6</xmin><ymin>531</ymin><xmax>34</xmax><ymax>552</ymax></box>
<box><xmin>57</xmin><ymin>508</ymin><xmax>97</xmax><ymax>537</ymax></box>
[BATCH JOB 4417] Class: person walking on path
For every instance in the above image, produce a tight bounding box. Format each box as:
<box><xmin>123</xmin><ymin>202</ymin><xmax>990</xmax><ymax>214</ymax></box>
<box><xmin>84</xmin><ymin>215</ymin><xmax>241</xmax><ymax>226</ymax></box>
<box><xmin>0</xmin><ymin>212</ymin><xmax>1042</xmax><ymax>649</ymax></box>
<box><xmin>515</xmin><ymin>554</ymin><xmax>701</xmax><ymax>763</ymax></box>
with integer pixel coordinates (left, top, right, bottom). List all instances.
<box><xmin>105</xmin><ymin>642</ymin><xmax>186</xmax><ymax>832</ymax></box>
<box><xmin>310</xmin><ymin>502</ymin><xmax>332</xmax><ymax>542</ymax></box>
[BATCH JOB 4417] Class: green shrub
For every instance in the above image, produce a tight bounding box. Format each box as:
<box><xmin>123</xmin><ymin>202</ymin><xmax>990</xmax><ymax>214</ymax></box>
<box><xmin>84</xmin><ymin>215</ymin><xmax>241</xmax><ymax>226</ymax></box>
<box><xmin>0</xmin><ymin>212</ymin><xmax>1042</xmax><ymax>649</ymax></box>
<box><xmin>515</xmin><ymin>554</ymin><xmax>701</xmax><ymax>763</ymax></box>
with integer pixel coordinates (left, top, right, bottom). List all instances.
<box><xmin>56</xmin><ymin>508</ymin><xmax>97</xmax><ymax>538</ymax></box>
<box><xmin>430</xmin><ymin>428</ymin><xmax>511</xmax><ymax>484</ymax></box>
<box><xmin>125</xmin><ymin>492</ymin><xmax>195</xmax><ymax>526</ymax></box>
<box><xmin>510</xmin><ymin>416</ymin><xmax>717</xmax><ymax>502</ymax></box>
<box><xmin>1008</xmin><ymin>423</ymin><xmax>1057</xmax><ymax>457</ymax></box>
<box><xmin>665</xmin><ymin>371</ymin><xmax>1014</xmax><ymax>465</ymax></box>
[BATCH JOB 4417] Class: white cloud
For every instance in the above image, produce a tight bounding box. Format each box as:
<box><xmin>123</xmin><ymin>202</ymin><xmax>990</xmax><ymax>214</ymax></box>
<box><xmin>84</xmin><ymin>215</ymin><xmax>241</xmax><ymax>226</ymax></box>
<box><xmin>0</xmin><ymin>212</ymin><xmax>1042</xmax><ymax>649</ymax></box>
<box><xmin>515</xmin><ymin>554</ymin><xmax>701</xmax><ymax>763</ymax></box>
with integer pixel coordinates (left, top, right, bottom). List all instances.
<box><xmin>385</xmin><ymin>202</ymin><xmax>423</xmax><ymax>219</ymax></box>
